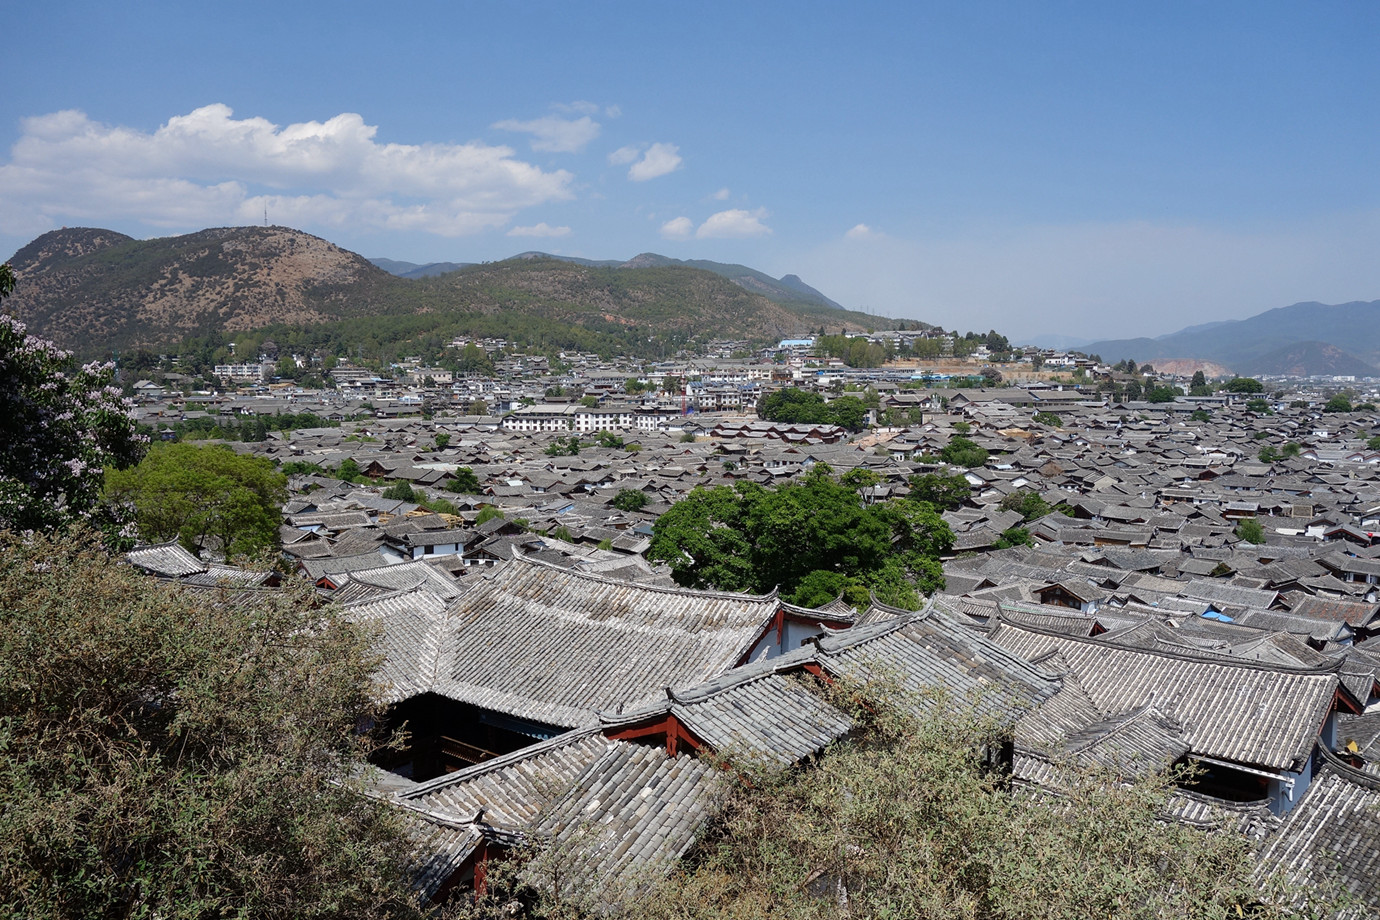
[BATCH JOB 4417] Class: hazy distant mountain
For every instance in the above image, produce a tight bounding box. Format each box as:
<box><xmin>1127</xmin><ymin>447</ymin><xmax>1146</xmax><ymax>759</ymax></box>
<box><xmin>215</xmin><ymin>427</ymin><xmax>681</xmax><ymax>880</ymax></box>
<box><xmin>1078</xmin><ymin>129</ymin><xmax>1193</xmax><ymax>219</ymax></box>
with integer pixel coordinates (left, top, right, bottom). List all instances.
<box><xmin>1082</xmin><ymin>300</ymin><xmax>1380</xmax><ymax>376</ymax></box>
<box><xmin>1250</xmin><ymin>341</ymin><xmax>1379</xmax><ymax>378</ymax></box>
<box><xmin>369</xmin><ymin>257</ymin><xmax>476</xmax><ymax>278</ymax></box>
<box><xmin>3</xmin><ymin>227</ymin><xmax>893</xmax><ymax>357</ymax></box>
<box><xmin>372</xmin><ymin>250</ymin><xmax>847</xmax><ymax>313</ymax></box>
<box><xmin>1021</xmin><ymin>333</ymin><xmax>1094</xmax><ymax>350</ymax></box>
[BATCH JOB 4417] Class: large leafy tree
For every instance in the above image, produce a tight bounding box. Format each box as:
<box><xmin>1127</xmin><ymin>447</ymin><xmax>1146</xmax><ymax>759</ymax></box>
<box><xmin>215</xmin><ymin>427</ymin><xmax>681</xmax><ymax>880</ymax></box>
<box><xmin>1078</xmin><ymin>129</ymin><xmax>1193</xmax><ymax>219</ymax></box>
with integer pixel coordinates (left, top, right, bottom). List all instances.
<box><xmin>105</xmin><ymin>442</ymin><xmax>287</xmax><ymax>558</ymax></box>
<box><xmin>0</xmin><ymin>264</ymin><xmax>145</xmax><ymax>536</ymax></box>
<box><xmin>758</xmin><ymin>388</ymin><xmax>870</xmax><ymax>432</ymax></box>
<box><xmin>0</xmin><ymin>529</ymin><xmax>421</xmax><ymax>919</ymax></box>
<box><xmin>908</xmin><ymin>472</ymin><xmax>971</xmax><ymax>511</ymax></box>
<box><xmin>648</xmin><ymin>464</ymin><xmax>953</xmax><ymax>608</ymax></box>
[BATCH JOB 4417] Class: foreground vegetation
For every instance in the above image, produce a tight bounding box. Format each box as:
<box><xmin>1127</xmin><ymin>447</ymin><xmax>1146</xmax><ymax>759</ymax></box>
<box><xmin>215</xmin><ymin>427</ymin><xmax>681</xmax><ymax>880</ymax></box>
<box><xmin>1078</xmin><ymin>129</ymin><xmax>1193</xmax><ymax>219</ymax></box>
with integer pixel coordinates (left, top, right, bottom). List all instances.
<box><xmin>464</xmin><ymin>684</ymin><xmax>1309</xmax><ymax>920</ymax></box>
<box><xmin>0</xmin><ymin>529</ymin><xmax>422</xmax><ymax>920</ymax></box>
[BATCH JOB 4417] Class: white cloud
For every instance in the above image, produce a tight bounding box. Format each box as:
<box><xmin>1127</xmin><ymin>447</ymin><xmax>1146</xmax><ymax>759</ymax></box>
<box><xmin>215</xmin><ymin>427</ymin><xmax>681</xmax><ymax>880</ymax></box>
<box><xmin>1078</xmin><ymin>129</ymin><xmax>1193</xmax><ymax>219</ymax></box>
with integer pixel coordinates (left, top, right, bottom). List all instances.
<box><xmin>711</xmin><ymin>187</ymin><xmax>731</xmax><ymax>201</ymax></box>
<box><xmin>492</xmin><ymin>114</ymin><xmax>600</xmax><ymax>153</ymax></box>
<box><xmin>660</xmin><ymin>216</ymin><xmax>695</xmax><ymax>240</ymax></box>
<box><xmin>628</xmin><ymin>142</ymin><xmax>682</xmax><ymax>182</ymax></box>
<box><xmin>553</xmin><ymin>100</ymin><xmax>600</xmax><ymax>116</ymax></box>
<box><xmin>696</xmin><ymin>208</ymin><xmax>772</xmax><ymax>239</ymax></box>
<box><xmin>604</xmin><ymin>105</ymin><xmax>622</xmax><ymax>119</ymax></box>
<box><xmin>607</xmin><ymin>145</ymin><xmax>640</xmax><ymax>165</ymax></box>
<box><xmin>507</xmin><ymin>222</ymin><xmax>571</xmax><ymax>238</ymax></box>
<box><xmin>845</xmin><ymin>223</ymin><xmax>878</xmax><ymax>239</ymax></box>
<box><xmin>0</xmin><ymin>105</ymin><xmax>575</xmax><ymax>238</ymax></box>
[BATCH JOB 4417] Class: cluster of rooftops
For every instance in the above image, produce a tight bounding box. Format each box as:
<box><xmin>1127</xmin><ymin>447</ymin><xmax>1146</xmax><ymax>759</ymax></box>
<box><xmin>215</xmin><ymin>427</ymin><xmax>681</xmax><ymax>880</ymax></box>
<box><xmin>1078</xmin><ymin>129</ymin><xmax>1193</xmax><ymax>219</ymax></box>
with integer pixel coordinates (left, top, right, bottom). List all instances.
<box><xmin>121</xmin><ymin>391</ymin><xmax>1380</xmax><ymax>912</ymax></box>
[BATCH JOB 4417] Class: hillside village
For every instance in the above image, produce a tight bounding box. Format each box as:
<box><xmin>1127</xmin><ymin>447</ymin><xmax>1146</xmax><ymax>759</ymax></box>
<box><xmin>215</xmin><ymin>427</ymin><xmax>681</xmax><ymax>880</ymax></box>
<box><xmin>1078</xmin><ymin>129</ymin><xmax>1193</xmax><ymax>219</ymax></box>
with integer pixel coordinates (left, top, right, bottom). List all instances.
<box><xmin>107</xmin><ymin>334</ymin><xmax>1380</xmax><ymax>912</ymax></box>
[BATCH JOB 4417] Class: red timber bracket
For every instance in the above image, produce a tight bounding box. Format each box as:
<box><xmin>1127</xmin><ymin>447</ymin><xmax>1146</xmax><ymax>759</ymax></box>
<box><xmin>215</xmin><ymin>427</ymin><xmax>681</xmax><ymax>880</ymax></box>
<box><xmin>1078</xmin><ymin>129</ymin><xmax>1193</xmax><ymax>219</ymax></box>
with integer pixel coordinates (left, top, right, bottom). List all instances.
<box><xmin>605</xmin><ymin>711</ymin><xmax>709</xmax><ymax>757</ymax></box>
<box><xmin>1333</xmin><ymin>684</ymin><xmax>1364</xmax><ymax>716</ymax></box>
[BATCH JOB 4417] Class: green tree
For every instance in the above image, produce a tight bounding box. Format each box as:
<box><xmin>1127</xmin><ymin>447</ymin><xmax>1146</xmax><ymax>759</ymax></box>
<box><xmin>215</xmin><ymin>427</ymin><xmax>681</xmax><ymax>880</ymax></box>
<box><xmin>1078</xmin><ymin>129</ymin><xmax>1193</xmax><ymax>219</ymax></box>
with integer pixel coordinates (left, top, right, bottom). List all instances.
<box><xmin>611</xmin><ymin>488</ymin><xmax>648</xmax><ymax>512</ymax></box>
<box><xmin>1325</xmin><ymin>393</ymin><xmax>1353</xmax><ymax>413</ymax></box>
<box><xmin>0</xmin><ymin>528</ymin><xmax>420</xmax><ymax>920</ymax></box>
<box><xmin>337</xmin><ymin>457</ymin><xmax>367</xmax><ymax>483</ymax></box>
<box><xmin>433</xmin><ymin>432</ymin><xmax>451</xmax><ymax>450</ymax></box>
<box><xmin>995</xmin><ymin>525</ymin><xmax>1034</xmax><ymax>548</ymax></box>
<box><xmin>1145</xmin><ymin>385</ymin><xmax>1180</xmax><ymax>403</ymax></box>
<box><xmin>1235</xmin><ymin>518</ymin><xmax>1266</xmax><ymax>544</ymax></box>
<box><xmin>104</xmin><ymin>443</ymin><xmax>288</xmax><ymax>558</ymax></box>
<box><xmin>1226</xmin><ymin>377</ymin><xmax>1264</xmax><ymax>394</ymax></box>
<box><xmin>1259</xmin><ymin>446</ymin><xmax>1281</xmax><ymax>463</ymax></box>
<box><xmin>446</xmin><ymin>467</ymin><xmax>481</xmax><ymax>493</ymax></box>
<box><xmin>474</xmin><ymin>505</ymin><xmax>506</xmax><ymax>526</ymax></box>
<box><xmin>1190</xmin><ymin>408</ymin><xmax>1211</xmax><ymax>422</ymax></box>
<box><xmin>939</xmin><ymin>436</ymin><xmax>988</xmax><ymax>468</ymax></box>
<box><xmin>1367</xmin><ymin>436</ymin><xmax>1380</xmax><ymax>451</ymax></box>
<box><xmin>649</xmin><ymin>465</ymin><xmax>952</xmax><ymax>601</ymax></box>
<box><xmin>1032</xmin><ymin>411</ymin><xmax>1061</xmax><ymax>427</ymax></box>
<box><xmin>908</xmin><ymin>472</ymin><xmax>971</xmax><ymax>511</ymax></box>
<box><xmin>0</xmin><ymin>267</ymin><xmax>146</xmax><ymax>538</ymax></box>
<box><xmin>382</xmin><ymin>480</ymin><xmax>417</xmax><ymax>502</ymax></box>
<box><xmin>999</xmin><ymin>489</ymin><xmax>1052</xmax><ymax>522</ymax></box>
<box><xmin>578</xmin><ymin>394</ymin><xmax>600</xmax><ymax>408</ymax></box>
<box><xmin>787</xmin><ymin>569</ymin><xmax>872</xmax><ymax>610</ymax></box>
<box><xmin>1190</xmin><ymin>369</ymin><xmax>1207</xmax><ymax>389</ymax></box>
<box><xmin>1246</xmin><ymin>398</ymin><xmax>1272</xmax><ymax>414</ymax></box>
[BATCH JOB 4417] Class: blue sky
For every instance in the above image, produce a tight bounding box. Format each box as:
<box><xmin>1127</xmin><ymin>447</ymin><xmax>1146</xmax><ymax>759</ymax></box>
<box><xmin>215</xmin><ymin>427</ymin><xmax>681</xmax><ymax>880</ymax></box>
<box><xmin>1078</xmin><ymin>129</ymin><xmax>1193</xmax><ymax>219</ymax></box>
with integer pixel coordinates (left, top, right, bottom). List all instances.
<box><xmin>3</xmin><ymin>1</ymin><xmax>1376</xmax><ymax>342</ymax></box>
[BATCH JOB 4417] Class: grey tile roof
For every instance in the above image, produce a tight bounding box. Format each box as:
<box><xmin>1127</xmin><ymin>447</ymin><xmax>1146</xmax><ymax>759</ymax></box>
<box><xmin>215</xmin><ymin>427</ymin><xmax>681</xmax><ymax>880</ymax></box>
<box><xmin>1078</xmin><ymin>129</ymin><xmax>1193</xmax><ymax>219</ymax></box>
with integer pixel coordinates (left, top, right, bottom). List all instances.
<box><xmin>601</xmin><ymin>651</ymin><xmax>853</xmax><ymax>768</ymax></box>
<box><xmin>343</xmin><ymin>587</ymin><xmax>453</xmax><ymax>704</ymax></box>
<box><xmin>1255</xmin><ymin>749</ymin><xmax>1380</xmax><ymax>917</ymax></box>
<box><xmin>988</xmin><ymin>618</ymin><xmax>1347</xmax><ymax>772</ymax></box>
<box><xmin>431</xmin><ymin>554</ymin><xmax>779</xmax><ymax>728</ymax></box>
<box><xmin>126</xmin><ymin>540</ymin><xmax>206</xmax><ymax>578</ymax></box>
<box><xmin>810</xmin><ymin>602</ymin><xmax>1061</xmax><ymax>724</ymax></box>
<box><xmin>396</xmin><ymin>729</ymin><xmax>721</xmax><ymax>901</ymax></box>
<box><xmin>532</xmin><ymin>741</ymin><xmax>722</xmax><ymax>895</ymax></box>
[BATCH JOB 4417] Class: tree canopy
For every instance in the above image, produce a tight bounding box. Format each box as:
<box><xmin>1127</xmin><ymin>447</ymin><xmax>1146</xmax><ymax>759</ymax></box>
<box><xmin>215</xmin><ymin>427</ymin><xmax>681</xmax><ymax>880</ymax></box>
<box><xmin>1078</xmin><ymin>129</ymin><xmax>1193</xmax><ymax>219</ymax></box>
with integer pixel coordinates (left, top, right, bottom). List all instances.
<box><xmin>611</xmin><ymin>488</ymin><xmax>648</xmax><ymax>512</ymax></box>
<box><xmin>647</xmin><ymin>464</ymin><xmax>952</xmax><ymax>609</ymax></box>
<box><xmin>0</xmin><ymin>529</ymin><xmax>421</xmax><ymax>919</ymax></box>
<box><xmin>1324</xmin><ymin>394</ymin><xmax>1353</xmax><ymax>413</ymax></box>
<box><xmin>1226</xmin><ymin>377</ymin><xmax>1264</xmax><ymax>394</ymax></box>
<box><xmin>0</xmin><ymin>266</ymin><xmax>145</xmax><ymax>538</ymax></box>
<box><xmin>907</xmin><ymin>472</ymin><xmax>971</xmax><ymax>511</ymax></box>
<box><xmin>758</xmin><ymin>388</ymin><xmax>869</xmax><ymax>432</ymax></box>
<box><xmin>939</xmin><ymin>436</ymin><xmax>988</xmax><ymax>468</ymax></box>
<box><xmin>104</xmin><ymin>442</ymin><xmax>288</xmax><ymax>558</ymax></box>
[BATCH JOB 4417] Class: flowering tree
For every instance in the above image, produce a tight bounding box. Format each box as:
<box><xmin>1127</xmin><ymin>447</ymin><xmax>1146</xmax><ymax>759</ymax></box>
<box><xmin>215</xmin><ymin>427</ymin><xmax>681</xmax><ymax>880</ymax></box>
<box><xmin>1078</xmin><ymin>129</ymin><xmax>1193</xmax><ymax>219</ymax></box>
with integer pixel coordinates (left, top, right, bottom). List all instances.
<box><xmin>0</xmin><ymin>263</ymin><xmax>146</xmax><ymax>535</ymax></box>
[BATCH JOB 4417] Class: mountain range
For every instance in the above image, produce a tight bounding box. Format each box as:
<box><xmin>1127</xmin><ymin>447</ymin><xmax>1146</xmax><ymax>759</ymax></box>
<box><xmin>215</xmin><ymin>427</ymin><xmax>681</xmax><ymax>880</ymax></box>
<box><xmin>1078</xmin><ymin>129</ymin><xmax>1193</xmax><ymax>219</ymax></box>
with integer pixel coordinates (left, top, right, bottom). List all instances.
<box><xmin>2</xmin><ymin>226</ymin><xmax>890</xmax><ymax>359</ymax></box>
<box><xmin>371</xmin><ymin>251</ymin><xmax>845</xmax><ymax>311</ymax></box>
<box><xmin>1083</xmin><ymin>300</ymin><xmax>1380</xmax><ymax>377</ymax></box>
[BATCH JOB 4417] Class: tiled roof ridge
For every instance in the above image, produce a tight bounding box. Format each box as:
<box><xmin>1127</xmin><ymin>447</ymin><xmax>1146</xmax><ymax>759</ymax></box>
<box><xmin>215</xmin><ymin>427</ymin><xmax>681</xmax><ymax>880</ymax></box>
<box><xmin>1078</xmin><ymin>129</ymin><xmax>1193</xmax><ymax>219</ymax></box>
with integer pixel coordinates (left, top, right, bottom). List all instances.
<box><xmin>399</xmin><ymin>727</ymin><xmax>607</xmax><ymax>798</ymax></box>
<box><xmin>1314</xmin><ymin>743</ymin><xmax>1380</xmax><ymax>794</ymax></box>
<box><xmin>510</xmin><ymin>547</ymin><xmax>780</xmax><ymax>603</ymax></box>
<box><xmin>990</xmin><ymin>614</ymin><xmax>1348</xmax><ymax>677</ymax></box>
<box><xmin>1062</xmin><ymin>701</ymin><xmax>1185</xmax><ymax>755</ymax></box>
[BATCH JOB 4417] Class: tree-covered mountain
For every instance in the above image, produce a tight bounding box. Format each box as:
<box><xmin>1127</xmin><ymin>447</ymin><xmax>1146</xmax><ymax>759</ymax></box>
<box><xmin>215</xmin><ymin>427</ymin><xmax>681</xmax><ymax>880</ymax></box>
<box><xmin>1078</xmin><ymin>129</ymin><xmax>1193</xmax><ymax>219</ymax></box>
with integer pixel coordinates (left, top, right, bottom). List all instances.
<box><xmin>367</xmin><ymin>257</ymin><xmax>476</xmax><ymax>279</ymax></box>
<box><xmin>1083</xmin><ymin>300</ymin><xmax>1380</xmax><ymax>375</ymax></box>
<box><xmin>3</xmin><ymin>227</ymin><xmax>892</xmax><ymax>360</ymax></box>
<box><xmin>375</xmin><ymin>249</ymin><xmax>847</xmax><ymax>312</ymax></box>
